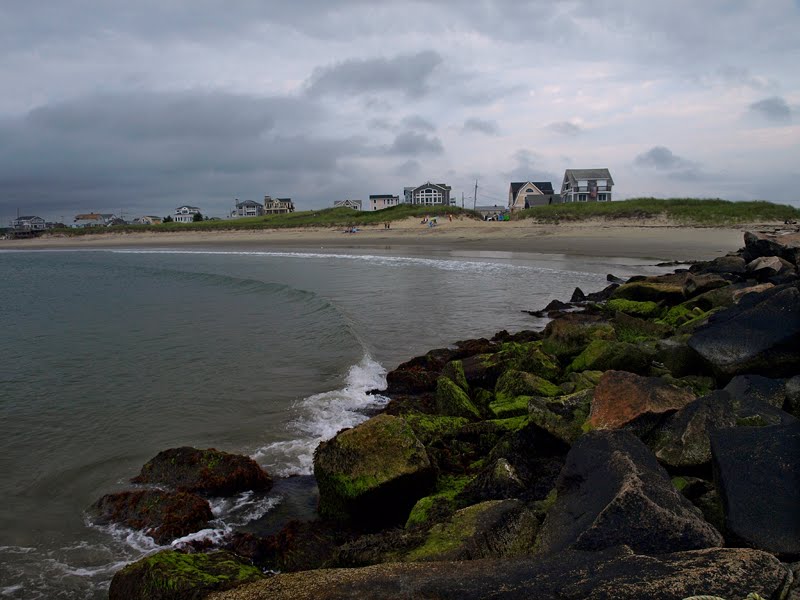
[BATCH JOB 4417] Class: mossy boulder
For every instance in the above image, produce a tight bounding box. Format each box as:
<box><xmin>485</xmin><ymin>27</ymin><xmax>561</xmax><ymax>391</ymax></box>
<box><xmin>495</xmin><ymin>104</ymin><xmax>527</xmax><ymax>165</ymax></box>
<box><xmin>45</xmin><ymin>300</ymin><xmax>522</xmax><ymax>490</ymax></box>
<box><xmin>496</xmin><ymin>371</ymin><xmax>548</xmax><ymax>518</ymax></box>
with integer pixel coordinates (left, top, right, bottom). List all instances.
<box><xmin>606</xmin><ymin>298</ymin><xmax>663</xmax><ymax>319</ymax></box>
<box><xmin>402</xmin><ymin>412</ymin><xmax>470</xmax><ymax>446</ymax></box>
<box><xmin>435</xmin><ymin>377</ymin><xmax>481</xmax><ymax>419</ymax></box>
<box><xmin>132</xmin><ymin>447</ymin><xmax>272</xmax><ymax>496</ymax></box>
<box><xmin>612</xmin><ymin>312</ymin><xmax>672</xmax><ymax>343</ymax></box>
<box><xmin>560</xmin><ymin>370</ymin><xmax>604</xmax><ymax>394</ymax></box>
<box><xmin>91</xmin><ymin>489</ymin><xmax>212</xmax><ymax>545</ymax></box>
<box><xmin>489</xmin><ymin>371</ymin><xmax>561</xmax><ymax>418</ymax></box>
<box><xmin>313</xmin><ymin>414</ymin><xmax>435</xmax><ymax>529</ymax></box>
<box><xmin>441</xmin><ymin>360</ymin><xmax>468</xmax><ymax>391</ymax></box>
<box><xmin>567</xmin><ymin>339</ymin><xmax>654</xmax><ymax>375</ymax></box>
<box><xmin>611</xmin><ymin>281</ymin><xmax>684</xmax><ymax>304</ymax></box>
<box><xmin>405</xmin><ymin>475</ymin><xmax>472</xmax><ymax>529</ymax></box>
<box><xmin>108</xmin><ymin>550</ymin><xmax>263</xmax><ymax>600</ymax></box>
<box><xmin>527</xmin><ymin>389</ymin><xmax>594</xmax><ymax>444</ymax></box>
<box><xmin>542</xmin><ymin>314</ymin><xmax>615</xmax><ymax>359</ymax></box>
<box><xmin>404</xmin><ymin>500</ymin><xmax>538</xmax><ymax>562</ymax></box>
<box><xmin>481</xmin><ymin>341</ymin><xmax>559</xmax><ymax>377</ymax></box>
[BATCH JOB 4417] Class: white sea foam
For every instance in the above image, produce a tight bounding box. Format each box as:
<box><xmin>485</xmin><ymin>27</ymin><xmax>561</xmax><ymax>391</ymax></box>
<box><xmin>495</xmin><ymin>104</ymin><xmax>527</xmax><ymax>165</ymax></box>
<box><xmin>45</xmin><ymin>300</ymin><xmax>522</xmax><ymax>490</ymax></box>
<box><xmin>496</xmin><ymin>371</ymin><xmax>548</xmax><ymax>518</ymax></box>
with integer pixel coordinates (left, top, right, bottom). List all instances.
<box><xmin>254</xmin><ymin>354</ymin><xmax>389</xmax><ymax>476</ymax></box>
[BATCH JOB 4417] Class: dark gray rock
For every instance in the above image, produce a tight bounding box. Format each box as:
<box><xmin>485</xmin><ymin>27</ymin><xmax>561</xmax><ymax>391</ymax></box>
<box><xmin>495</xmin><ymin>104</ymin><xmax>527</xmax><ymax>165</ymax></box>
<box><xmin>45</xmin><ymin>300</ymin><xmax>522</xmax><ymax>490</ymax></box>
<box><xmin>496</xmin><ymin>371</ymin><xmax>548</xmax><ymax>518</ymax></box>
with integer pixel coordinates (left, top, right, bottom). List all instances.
<box><xmin>725</xmin><ymin>374</ymin><xmax>786</xmax><ymax>408</ymax></box>
<box><xmin>688</xmin><ymin>284</ymin><xmax>800</xmax><ymax>379</ymax></box>
<box><xmin>536</xmin><ymin>430</ymin><xmax>723</xmax><ymax>555</ymax></box>
<box><xmin>216</xmin><ymin>546</ymin><xmax>791</xmax><ymax>600</ymax></box>
<box><xmin>648</xmin><ymin>391</ymin><xmax>737</xmax><ymax>470</ymax></box>
<box><xmin>786</xmin><ymin>375</ymin><xmax>800</xmax><ymax>418</ymax></box>
<box><xmin>693</xmin><ymin>255</ymin><xmax>747</xmax><ymax>275</ymax></box>
<box><xmin>711</xmin><ymin>422</ymin><xmax>800</xmax><ymax>557</ymax></box>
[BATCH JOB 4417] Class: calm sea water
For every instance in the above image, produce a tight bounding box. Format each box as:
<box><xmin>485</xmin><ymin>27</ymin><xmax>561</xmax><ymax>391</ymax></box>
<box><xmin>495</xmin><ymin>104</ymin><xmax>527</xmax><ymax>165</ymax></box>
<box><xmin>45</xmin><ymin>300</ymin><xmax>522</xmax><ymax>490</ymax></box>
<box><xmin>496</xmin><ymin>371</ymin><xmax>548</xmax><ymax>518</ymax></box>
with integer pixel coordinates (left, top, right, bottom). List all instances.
<box><xmin>0</xmin><ymin>246</ymin><xmax>664</xmax><ymax>598</ymax></box>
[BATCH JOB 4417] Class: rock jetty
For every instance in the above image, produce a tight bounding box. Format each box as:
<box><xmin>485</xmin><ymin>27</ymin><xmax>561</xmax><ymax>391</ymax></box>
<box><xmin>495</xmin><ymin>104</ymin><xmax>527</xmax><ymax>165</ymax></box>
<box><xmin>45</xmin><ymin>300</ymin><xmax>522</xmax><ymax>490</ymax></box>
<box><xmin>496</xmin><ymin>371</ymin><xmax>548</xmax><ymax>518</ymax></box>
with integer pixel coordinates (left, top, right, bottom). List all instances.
<box><xmin>107</xmin><ymin>229</ymin><xmax>800</xmax><ymax>600</ymax></box>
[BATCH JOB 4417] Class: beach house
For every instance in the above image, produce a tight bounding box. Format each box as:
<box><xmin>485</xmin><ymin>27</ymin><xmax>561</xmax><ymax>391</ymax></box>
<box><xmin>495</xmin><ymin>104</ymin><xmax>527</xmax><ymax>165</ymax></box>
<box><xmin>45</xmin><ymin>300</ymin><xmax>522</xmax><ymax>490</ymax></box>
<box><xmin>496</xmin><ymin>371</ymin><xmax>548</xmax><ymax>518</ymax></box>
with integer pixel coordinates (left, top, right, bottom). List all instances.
<box><xmin>173</xmin><ymin>206</ymin><xmax>202</xmax><ymax>223</ymax></box>
<box><xmin>132</xmin><ymin>216</ymin><xmax>163</xmax><ymax>225</ymax></box>
<box><xmin>73</xmin><ymin>213</ymin><xmax>116</xmax><ymax>227</ymax></box>
<box><xmin>560</xmin><ymin>169</ymin><xmax>614</xmax><ymax>203</ymax></box>
<box><xmin>263</xmin><ymin>196</ymin><xmax>294</xmax><ymax>215</ymax></box>
<box><xmin>232</xmin><ymin>199</ymin><xmax>264</xmax><ymax>218</ymax></box>
<box><xmin>368</xmin><ymin>195</ymin><xmax>400</xmax><ymax>211</ymax></box>
<box><xmin>12</xmin><ymin>215</ymin><xmax>47</xmax><ymax>231</ymax></box>
<box><xmin>408</xmin><ymin>182</ymin><xmax>452</xmax><ymax>206</ymax></box>
<box><xmin>508</xmin><ymin>181</ymin><xmax>557</xmax><ymax>211</ymax></box>
<box><xmin>334</xmin><ymin>199</ymin><xmax>363</xmax><ymax>210</ymax></box>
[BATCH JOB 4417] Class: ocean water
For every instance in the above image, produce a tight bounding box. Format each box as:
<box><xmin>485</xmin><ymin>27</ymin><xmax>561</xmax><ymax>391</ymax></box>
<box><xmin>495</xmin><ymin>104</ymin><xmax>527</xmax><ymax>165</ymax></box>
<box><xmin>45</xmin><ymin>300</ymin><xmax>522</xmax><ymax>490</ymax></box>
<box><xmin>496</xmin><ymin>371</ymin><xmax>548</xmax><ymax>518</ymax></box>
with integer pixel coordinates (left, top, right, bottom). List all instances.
<box><xmin>0</xmin><ymin>246</ymin><xmax>665</xmax><ymax>598</ymax></box>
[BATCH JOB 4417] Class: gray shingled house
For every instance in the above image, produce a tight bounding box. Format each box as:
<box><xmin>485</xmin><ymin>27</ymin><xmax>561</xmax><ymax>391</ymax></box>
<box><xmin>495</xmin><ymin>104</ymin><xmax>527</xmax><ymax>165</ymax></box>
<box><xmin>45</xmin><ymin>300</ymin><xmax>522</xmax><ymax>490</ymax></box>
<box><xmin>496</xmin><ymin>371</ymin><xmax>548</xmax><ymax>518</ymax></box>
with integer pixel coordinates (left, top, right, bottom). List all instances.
<box><xmin>560</xmin><ymin>169</ymin><xmax>614</xmax><ymax>202</ymax></box>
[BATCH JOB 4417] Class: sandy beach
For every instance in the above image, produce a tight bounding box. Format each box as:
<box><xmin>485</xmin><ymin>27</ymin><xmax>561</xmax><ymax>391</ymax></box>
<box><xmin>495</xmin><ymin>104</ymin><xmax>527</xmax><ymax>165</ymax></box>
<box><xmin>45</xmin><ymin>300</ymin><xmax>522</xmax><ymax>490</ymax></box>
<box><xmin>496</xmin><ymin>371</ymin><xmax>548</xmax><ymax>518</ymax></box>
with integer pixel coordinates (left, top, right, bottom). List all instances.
<box><xmin>1</xmin><ymin>217</ymin><xmax>773</xmax><ymax>262</ymax></box>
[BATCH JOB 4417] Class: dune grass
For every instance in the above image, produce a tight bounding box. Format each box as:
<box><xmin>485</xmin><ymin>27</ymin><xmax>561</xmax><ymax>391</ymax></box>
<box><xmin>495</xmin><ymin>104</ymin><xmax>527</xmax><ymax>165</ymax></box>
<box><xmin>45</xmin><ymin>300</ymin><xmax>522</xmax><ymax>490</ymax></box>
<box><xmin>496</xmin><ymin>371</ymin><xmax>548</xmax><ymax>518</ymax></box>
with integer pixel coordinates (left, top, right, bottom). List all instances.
<box><xmin>517</xmin><ymin>198</ymin><xmax>800</xmax><ymax>225</ymax></box>
<box><xmin>53</xmin><ymin>205</ymin><xmax>481</xmax><ymax>236</ymax></box>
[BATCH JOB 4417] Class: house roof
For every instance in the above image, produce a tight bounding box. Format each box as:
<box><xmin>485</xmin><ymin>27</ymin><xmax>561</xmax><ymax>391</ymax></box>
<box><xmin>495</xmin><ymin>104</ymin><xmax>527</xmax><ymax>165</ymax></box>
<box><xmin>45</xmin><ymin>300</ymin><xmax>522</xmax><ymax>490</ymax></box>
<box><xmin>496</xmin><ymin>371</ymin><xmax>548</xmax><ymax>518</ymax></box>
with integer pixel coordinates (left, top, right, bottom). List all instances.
<box><xmin>236</xmin><ymin>200</ymin><xmax>263</xmax><ymax>208</ymax></box>
<box><xmin>369</xmin><ymin>194</ymin><xmax>398</xmax><ymax>199</ymax></box>
<box><xmin>15</xmin><ymin>215</ymin><xmax>43</xmax><ymax>220</ymax></box>
<box><xmin>413</xmin><ymin>182</ymin><xmax>451</xmax><ymax>193</ymax></box>
<box><xmin>176</xmin><ymin>205</ymin><xmax>200</xmax><ymax>211</ymax></box>
<box><xmin>74</xmin><ymin>213</ymin><xmax>103</xmax><ymax>220</ymax></box>
<box><xmin>563</xmin><ymin>169</ymin><xmax>614</xmax><ymax>185</ymax></box>
<box><xmin>509</xmin><ymin>181</ymin><xmax>555</xmax><ymax>197</ymax></box>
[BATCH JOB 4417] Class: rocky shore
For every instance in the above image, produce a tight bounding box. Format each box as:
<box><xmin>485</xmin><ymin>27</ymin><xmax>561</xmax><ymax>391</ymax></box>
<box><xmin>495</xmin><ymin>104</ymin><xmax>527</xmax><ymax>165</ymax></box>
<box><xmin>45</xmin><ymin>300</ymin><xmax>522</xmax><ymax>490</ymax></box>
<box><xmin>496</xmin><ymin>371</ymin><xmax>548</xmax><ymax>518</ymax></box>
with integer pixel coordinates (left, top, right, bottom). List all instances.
<box><xmin>99</xmin><ymin>230</ymin><xmax>800</xmax><ymax>600</ymax></box>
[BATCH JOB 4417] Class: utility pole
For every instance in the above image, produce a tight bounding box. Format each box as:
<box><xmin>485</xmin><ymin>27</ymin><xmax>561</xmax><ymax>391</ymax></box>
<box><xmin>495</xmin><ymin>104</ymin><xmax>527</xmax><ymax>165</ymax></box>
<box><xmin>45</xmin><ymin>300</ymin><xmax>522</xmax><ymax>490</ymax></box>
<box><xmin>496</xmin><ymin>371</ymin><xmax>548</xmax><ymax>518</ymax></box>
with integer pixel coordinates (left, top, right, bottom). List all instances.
<box><xmin>473</xmin><ymin>180</ymin><xmax>478</xmax><ymax>211</ymax></box>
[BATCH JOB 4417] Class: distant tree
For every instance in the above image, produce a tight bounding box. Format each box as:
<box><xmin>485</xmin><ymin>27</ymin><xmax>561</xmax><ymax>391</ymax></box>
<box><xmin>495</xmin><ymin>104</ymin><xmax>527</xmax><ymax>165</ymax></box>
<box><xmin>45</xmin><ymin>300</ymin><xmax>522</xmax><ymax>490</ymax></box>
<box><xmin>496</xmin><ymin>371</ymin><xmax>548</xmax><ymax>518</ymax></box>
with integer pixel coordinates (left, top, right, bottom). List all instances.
<box><xmin>163</xmin><ymin>215</ymin><xmax>173</xmax><ymax>222</ymax></box>
<box><xmin>192</xmin><ymin>212</ymin><xmax>204</xmax><ymax>222</ymax></box>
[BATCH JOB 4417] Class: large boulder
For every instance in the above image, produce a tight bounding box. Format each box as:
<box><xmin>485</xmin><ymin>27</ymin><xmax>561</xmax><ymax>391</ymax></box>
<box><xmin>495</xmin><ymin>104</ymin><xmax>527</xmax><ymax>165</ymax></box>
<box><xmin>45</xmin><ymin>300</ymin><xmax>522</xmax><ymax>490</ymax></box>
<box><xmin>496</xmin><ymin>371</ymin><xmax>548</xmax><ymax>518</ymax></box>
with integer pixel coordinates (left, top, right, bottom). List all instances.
<box><xmin>404</xmin><ymin>500</ymin><xmax>538</xmax><ymax>562</ymax></box>
<box><xmin>132</xmin><ymin>447</ymin><xmax>272</xmax><ymax>496</ymax></box>
<box><xmin>647</xmin><ymin>391</ymin><xmax>737</xmax><ymax>470</ymax></box>
<box><xmin>536</xmin><ymin>430</ymin><xmax>723</xmax><ymax>555</ymax></box>
<box><xmin>589</xmin><ymin>370</ymin><xmax>695</xmax><ymax>432</ymax></box>
<box><xmin>611</xmin><ymin>280</ymin><xmax>684</xmax><ymax>304</ymax></box>
<box><xmin>469</xmin><ymin>421</ymin><xmax>570</xmax><ymax>503</ymax></box>
<box><xmin>692</xmin><ymin>255</ymin><xmax>747</xmax><ymax>276</ymax></box>
<box><xmin>91</xmin><ymin>489</ymin><xmax>212</xmax><ymax>544</ymax></box>
<box><xmin>688</xmin><ymin>283</ymin><xmax>800</xmax><ymax>378</ymax></box>
<box><xmin>435</xmin><ymin>377</ymin><xmax>481</xmax><ymax>419</ymax></box>
<box><xmin>206</xmin><ymin>547</ymin><xmax>790</xmax><ymax>600</ymax></box>
<box><xmin>527</xmin><ymin>389</ymin><xmax>593</xmax><ymax>445</ymax></box>
<box><xmin>724</xmin><ymin>373</ymin><xmax>786</xmax><ymax>408</ymax></box>
<box><xmin>489</xmin><ymin>370</ymin><xmax>561</xmax><ymax>418</ymax></box>
<box><xmin>110</xmin><ymin>550</ymin><xmax>263</xmax><ymax>600</ymax></box>
<box><xmin>567</xmin><ymin>339</ymin><xmax>655</xmax><ymax>375</ymax></box>
<box><xmin>313</xmin><ymin>414</ymin><xmax>435</xmax><ymax>529</ymax></box>
<box><xmin>711</xmin><ymin>422</ymin><xmax>800</xmax><ymax>556</ymax></box>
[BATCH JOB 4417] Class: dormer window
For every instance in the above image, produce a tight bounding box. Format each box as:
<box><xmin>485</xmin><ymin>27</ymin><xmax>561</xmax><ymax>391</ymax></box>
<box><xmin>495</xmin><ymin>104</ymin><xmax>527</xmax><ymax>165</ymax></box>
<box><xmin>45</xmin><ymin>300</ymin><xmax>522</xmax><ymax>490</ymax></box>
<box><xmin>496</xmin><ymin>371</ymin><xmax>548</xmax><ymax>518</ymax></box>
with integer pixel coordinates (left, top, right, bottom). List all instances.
<box><xmin>525</xmin><ymin>188</ymin><xmax>533</xmax><ymax>192</ymax></box>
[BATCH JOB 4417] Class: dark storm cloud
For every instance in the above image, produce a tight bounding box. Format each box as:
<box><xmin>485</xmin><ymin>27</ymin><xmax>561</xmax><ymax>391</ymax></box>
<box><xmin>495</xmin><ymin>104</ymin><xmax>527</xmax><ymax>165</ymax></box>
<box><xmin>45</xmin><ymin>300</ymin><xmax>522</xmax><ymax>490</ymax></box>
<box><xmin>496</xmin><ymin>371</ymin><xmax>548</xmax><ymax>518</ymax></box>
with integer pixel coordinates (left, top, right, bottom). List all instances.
<box><xmin>634</xmin><ymin>146</ymin><xmax>693</xmax><ymax>170</ymax></box>
<box><xmin>0</xmin><ymin>91</ymin><xmax>372</xmax><ymax>215</ymax></box>
<box><xmin>463</xmin><ymin>118</ymin><xmax>499</xmax><ymax>135</ymax></box>
<box><xmin>305</xmin><ymin>51</ymin><xmax>443</xmax><ymax>97</ymax></box>
<box><xmin>24</xmin><ymin>92</ymin><xmax>301</xmax><ymax>140</ymax></box>
<box><xmin>547</xmin><ymin>121</ymin><xmax>582</xmax><ymax>136</ymax></box>
<box><xmin>748</xmin><ymin>96</ymin><xmax>792</xmax><ymax>123</ymax></box>
<box><xmin>388</xmin><ymin>132</ymin><xmax>444</xmax><ymax>155</ymax></box>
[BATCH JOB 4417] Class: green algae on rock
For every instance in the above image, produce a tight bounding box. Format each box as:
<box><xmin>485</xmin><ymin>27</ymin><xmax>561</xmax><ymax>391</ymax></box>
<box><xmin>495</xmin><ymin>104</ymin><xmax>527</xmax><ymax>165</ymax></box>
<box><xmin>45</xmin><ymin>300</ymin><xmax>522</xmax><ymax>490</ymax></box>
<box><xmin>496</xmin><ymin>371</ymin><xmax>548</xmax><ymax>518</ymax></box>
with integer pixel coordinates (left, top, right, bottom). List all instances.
<box><xmin>313</xmin><ymin>414</ymin><xmax>435</xmax><ymax>528</ymax></box>
<box><xmin>109</xmin><ymin>550</ymin><xmax>263</xmax><ymax>600</ymax></box>
<box><xmin>435</xmin><ymin>376</ymin><xmax>482</xmax><ymax>419</ymax></box>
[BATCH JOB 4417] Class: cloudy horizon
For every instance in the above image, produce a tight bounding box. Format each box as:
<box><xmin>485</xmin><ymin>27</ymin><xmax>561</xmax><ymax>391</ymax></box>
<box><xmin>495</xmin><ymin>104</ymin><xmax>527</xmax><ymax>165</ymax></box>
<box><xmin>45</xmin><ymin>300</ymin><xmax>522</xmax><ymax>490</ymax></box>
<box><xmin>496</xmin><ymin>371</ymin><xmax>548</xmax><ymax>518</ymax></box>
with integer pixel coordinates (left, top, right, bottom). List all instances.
<box><xmin>1</xmin><ymin>1</ymin><xmax>798</xmax><ymax>222</ymax></box>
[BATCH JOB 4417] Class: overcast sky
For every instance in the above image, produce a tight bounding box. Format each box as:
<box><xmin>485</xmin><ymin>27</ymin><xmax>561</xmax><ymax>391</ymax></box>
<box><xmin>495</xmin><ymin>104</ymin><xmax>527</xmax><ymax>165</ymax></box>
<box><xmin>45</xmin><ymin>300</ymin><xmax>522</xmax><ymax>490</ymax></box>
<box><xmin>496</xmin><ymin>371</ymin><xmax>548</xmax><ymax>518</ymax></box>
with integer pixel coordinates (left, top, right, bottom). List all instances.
<box><xmin>1</xmin><ymin>1</ymin><xmax>799</xmax><ymax>221</ymax></box>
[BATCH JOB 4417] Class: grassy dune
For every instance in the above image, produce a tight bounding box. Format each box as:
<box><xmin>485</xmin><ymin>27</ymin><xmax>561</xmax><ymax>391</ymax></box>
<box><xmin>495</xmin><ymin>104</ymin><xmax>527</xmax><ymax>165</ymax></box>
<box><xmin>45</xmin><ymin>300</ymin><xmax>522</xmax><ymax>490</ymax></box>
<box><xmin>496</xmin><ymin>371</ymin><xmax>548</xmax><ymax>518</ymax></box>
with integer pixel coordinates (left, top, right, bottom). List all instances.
<box><xmin>518</xmin><ymin>198</ymin><xmax>800</xmax><ymax>225</ymax></box>
<box><xmin>55</xmin><ymin>205</ymin><xmax>478</xmax><ymax>235</ymax></box>
<box><xmin>50</xmin><ymin>199</ymin><xmax>799</xmax><ymax>236</ymax></box>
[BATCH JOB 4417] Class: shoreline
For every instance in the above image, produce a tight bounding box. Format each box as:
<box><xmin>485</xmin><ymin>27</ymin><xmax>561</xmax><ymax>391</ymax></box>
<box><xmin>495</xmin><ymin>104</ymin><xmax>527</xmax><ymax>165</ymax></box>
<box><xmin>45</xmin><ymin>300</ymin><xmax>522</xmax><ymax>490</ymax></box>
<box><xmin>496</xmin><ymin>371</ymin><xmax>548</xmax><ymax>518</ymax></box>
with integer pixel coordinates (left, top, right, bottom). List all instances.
<box><xmin>0</xmin><ymin>217</ymin><xmax>774</xmax><ymax>261</ymax></box>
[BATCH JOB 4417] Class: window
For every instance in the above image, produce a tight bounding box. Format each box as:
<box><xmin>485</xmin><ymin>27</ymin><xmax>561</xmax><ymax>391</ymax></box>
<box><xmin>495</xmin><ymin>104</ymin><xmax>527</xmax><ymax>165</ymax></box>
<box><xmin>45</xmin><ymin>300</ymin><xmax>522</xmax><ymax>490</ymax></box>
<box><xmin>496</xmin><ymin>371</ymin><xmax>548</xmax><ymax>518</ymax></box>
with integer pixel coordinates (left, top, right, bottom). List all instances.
<box><xmin>578</xmin><ymin>194</ymin><xmax>587</xmax><ymax>202</ymax></box>
<box><xmin>525</xmin><ymin>188</ymin><xmax>533</xmax><ymax>192</ymax></box>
